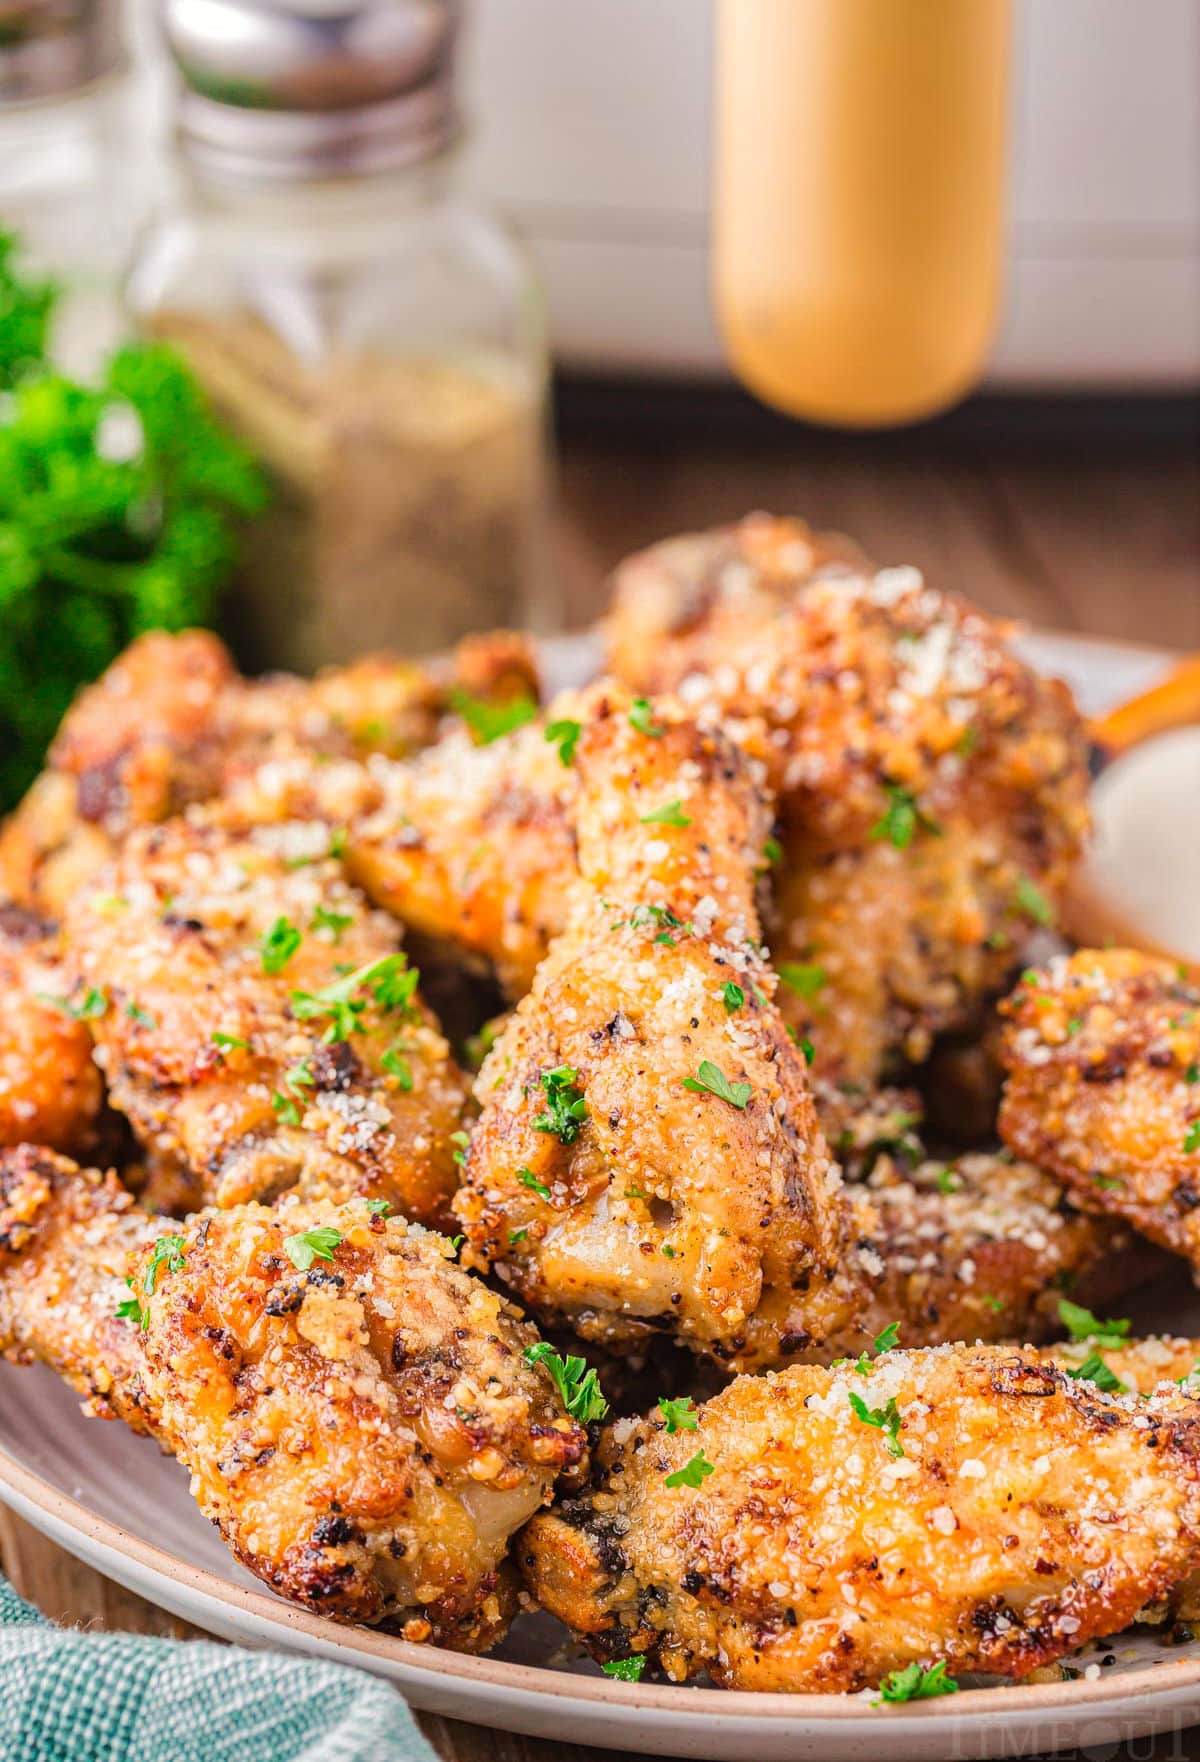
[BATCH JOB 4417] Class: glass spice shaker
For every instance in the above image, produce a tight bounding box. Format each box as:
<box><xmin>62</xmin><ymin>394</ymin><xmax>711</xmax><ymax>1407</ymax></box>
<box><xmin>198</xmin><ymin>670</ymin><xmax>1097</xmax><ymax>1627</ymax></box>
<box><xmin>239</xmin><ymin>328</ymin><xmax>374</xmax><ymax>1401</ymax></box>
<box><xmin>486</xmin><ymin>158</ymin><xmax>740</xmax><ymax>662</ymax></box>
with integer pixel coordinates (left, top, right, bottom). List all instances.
<box><xmin>0</xmin><ymin>0</ymin><xmax>140</xmax><ymax>377</ymax></box>
<box><xmin>127</xmin><ymin>0</ymin><xmax>552</xmax><ymax>674</ymax></box>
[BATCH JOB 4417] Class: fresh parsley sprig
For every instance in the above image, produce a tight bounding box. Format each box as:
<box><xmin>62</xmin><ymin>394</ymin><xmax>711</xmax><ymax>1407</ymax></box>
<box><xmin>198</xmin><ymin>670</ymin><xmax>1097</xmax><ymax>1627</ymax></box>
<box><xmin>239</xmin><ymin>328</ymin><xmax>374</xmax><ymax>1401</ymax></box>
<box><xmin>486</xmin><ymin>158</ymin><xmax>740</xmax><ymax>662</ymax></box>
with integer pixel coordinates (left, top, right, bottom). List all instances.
<box><xmin>682</xmin><ymin>1059</ymin><xmax>752</xmax><ymax>1109</ymax></box>
<box><xmin>523</xmin><ymin>1342</ymin><xmax>609</xmax><ymax>1424</ymax></box>
<box><xmin>533</xmin><ymin>1066</ymin><xmax>588</xmax><ymax>1143</ymax></box>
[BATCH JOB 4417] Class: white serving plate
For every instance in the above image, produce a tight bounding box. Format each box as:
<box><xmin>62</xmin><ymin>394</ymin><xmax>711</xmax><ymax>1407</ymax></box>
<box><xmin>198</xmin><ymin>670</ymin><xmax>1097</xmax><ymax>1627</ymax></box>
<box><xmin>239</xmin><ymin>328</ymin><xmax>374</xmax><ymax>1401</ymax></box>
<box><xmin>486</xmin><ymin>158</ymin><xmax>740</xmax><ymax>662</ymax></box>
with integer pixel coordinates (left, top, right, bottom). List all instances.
<box><xmin>2</xmin><ymin>629</ymin><xmax>1199</xmax><ymax>1762</ymax></box>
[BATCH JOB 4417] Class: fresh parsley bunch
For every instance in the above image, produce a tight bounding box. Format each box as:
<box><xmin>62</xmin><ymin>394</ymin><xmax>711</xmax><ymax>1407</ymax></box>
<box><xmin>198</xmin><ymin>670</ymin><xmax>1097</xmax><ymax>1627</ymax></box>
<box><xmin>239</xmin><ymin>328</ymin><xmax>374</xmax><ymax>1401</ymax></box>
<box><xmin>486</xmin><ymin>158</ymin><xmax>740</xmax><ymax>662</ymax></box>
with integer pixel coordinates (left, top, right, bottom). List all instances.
<box><xmin>0</xmin><ymin>233</ymin><xmax>265</xmax><ymax>806</ymax></box>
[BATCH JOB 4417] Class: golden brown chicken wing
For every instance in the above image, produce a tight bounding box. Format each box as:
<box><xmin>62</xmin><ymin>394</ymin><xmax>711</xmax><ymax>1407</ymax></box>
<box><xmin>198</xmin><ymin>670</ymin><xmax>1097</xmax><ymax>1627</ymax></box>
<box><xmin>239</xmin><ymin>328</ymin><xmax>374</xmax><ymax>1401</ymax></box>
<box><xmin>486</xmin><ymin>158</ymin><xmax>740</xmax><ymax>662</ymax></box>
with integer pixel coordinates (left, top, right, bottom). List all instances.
<box><xmin>0</xmin><ymin>906</ymin><xmax>105</xmax><ymax>1155</ymax></box>
<box><xmin>63</xmin><ymin>815</ymin><xmax>469</xmax><ymax>1223</ymax></box>
<box><xmin>607</xmin><ymin>516</ymin><xmax>1091</xmax><ymax>1089</ymax></box>
<box><xmin>998</xmin><ymin>949</ymin><xmax>1200</xmax><ymax>1271</ymax></box>
<box><xmin>0</xmin><ymin>1147</ymin><xmax>586</xmax><ymax>1648</ymax></box>
<box><xmin>520</xmin><ymin>1343</ymin><xmax>1200</xmax><ymax>1691</ymax></box>
<box><xmin>455</xmin><ymin>689</ymin><xmax>860</xmax><ymax>1371</ymax></box>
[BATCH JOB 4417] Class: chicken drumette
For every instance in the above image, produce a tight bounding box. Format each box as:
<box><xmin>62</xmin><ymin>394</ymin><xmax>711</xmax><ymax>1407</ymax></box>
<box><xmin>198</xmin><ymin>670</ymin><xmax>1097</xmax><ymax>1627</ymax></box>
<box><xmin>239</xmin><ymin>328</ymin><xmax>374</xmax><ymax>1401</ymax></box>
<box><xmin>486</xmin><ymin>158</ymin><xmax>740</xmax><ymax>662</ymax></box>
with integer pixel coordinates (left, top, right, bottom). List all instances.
<box><xmin>62</xmin><ymin>814</ymin><xmax>469</xmax><ymax>1222</ymax></box>
<box><xmin>521</xmin><ymin>1342</ymin><xmax>1200</xmax><ymax>1691</ymax></box>
<box><xmin>0</xmin><ymin>1145</ymin><xmax>586</xmax><ymax>1648</ymax></box>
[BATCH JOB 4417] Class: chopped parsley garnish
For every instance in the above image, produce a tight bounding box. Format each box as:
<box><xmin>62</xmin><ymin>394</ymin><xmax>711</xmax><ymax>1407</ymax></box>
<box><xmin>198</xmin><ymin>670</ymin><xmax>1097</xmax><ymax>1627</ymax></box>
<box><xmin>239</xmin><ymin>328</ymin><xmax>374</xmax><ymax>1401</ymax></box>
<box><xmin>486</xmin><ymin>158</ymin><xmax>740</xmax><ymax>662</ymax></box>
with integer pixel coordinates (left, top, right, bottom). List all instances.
<box><xmin>523</xmin><ymin>1342</ymin><xmax>609</xmax><ymax>1423</ymax></box>
<box><xmin>1185</xmin><ymin>1063</ymin><xmax>1198</xmax><ymax>1085</ymax></box>
<box><xmin>283</xmin><ymin>1058</ymin><xmax>314</xmax><ymax>1097</ymax></box>
<box><xmin>628</xmin><ymin>698</ymin><xmax>663</xmax><ymax>738</ymax></box>
<box><xmin>1014</xmin><ymin>876</ymin><xmax>1055</xmax><ymax>927</ymax></box>
<box><xmin>283</xmin><ymin>1226</ymin><xmax>343</xmax><ymax>1271</ymax></box>
<box><xmin>682</xmin><ymin>1059</ymin><xmax>752</xmax><ymax>1109</ymax></box>
<box><xmin>664</xmin><ymin>1450</ymin><xmax>715</xmax><ymax>1489</ymax></box>
<box><xmin>451</xmin><ymin>1129</ymin><xmax>470</xmax><ymax>1167</ymax></box>
<box><xmin>450</xmin><ymin>689</ymin><xmax>538</xmax><ymax>745</ymax></box>
<box><xmin>847</xmin><ymin>1391</ymin><xmax>905</xmax><ymax>1457</ymax></box>
<box><xmin>1186</xmin><ymin>1121</ymin><xmax>1200</xmax><ymax>1154</ymax></box>
<box><xmin>855</xmin><ymin>1321</ymin><xmax>899</xmax><ymax>1373</ymax></box>
<box><xmin>38</xmin><ymin>986</ymin><xmax>108</xmax><ymax>1020</ymax></box>
<box><xmin>627</xmin><ymin>904</ymin><xmax>692</xmax><ymax>940</ymax></box>
<box><xmin>777</xmin><ymin>962</ymin><xmax>826</xmax><ymax>999</ymax></box>
<box><xmin>1093</xmin><ymin>1173</ymin><xmax>1123</xmax><ymax>1190</ymax></box>
<box><xmin>1058</xmin><ymin>1299</ymin><xmax>1130</xmax><ymax>1349</ymax></box>
<box><xmin>290</xmin><ymin>952</ymin><xmax>417</xmax><ymax>1042</ymax></box>
<box><xmin>638</xmin><ymin>799</ymin><xmax>691</xmax><ymax>828</ymax></box>
<box><xmin>211</xmin><ymin>1030</ymin><xmax>249</xmax><ymax>1054</ymax></box>
<box><xmin>260</xmin><ymin>915</ymin><xmax>302</xmax><ymax>974</ymax></box>
<box><xmin>115</xmin><ymin>1289</ymin><xmax>149</xmax><ymax>1330</ymax></box>
<box><xmin>936</xmin><ymin>1166</ymin><xmax>959</xmax><ymax>1195</ymax></box>
<box><xmin>508</xmin><ymin>1227</ymin><xmax>528</xmax><ymax>1245</ymax></box>
<box><xmin>601</xmin><ymin>1656</ymin><xmax>647</xmax><ymax>1682</ymax></box>
<box><xmin>533</xmin><ymin>1066</ymin><xmax>588</xmax><ymax>1143</ymax></box>
<box><xmin>544</xmin><ymin>717</ymin><xmax>582</xmax><ymax>767</ymax></box>
<box><xmin>142</xmin><ymin>1233</ymin><xmax>185</xmax><ymax>1297</ymax></box>
<box><xmin>869</xmin><ymin>784</ymin><xmax>939</xmax><ymax>851</ymax></box>
<box><xmin>657</xmin><ymin>1395</ymin><xmax>699</xmax><ymax>1434</ymax></box>
<box><xmin>125</xmin><ymin>1001</ymin><xmax>157</xmax><ymax>1029</ymax></box>
<box><xmin>1066</xmin><ymin>1351</ymin><xmax>1125</xmax><ymax>1394</ymax></box>
<box><xmin>874</xmin><ymin>1661</ymin><xmax>958</xmax><ymax>1704</ymax></box>
<box><xmin>763</xmin><ymin>837</ymin><xmax>782</xmax><ymax>866</ymax></box>
<box><xmin>797</xmin><ymin>1035</ymin><xmax>815</xmax><ymax>1065</ymax></box>
<box><xmin>380</xmin><ymin>1045</ymin><xmax>413</xmax><ymax>1090</ymax></box>
<box><xmin>272</xmin><ymin>1092</ymin><xmax>301</xmax><ymax>1126</ymax></box>
<box><xmin>310</xmin><ymin>905</ymin><xmax>353</xmax><ymax>941</ymax></box>
<box><xmin>365</xmin><ymin>1198</ymin><xmax>391</xmax><ymax>1216</ymax></box>
<box><xmin>518</xmin><ymin>1165</ymin><xmax>551</xmax><ymax>1202</ymax></box>
<box><xmin>981</xmin><ymin>1294</ymin><xmax>1005</xmax><ymax>1313</ymax></box>
<box><xmin>721</xmin><ymin>981</ymin><xmax>745</xmax><ymax>1013</ymax></box>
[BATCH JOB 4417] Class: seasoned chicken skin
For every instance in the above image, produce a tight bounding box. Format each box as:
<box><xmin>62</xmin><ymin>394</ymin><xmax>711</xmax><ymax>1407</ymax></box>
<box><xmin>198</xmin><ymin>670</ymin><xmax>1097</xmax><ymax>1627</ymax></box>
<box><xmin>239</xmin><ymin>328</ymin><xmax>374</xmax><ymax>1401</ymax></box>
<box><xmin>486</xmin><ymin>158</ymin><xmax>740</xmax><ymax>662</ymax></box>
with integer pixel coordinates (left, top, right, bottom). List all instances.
<box><xmin>607</xmin><ymin>516</ymin><xmax>1090</xmax><ymax>1087</ymax></box>
<box><xmin>520</xmin><ymin>1344</ymin><xmax>1200</xmax><ymax>1691</ymax></box>
<box><xmin>456</xmin><ymin>690</ymin><xmax>857</xmax><ymax>1371</ymax></box>
<box><xmin>63</xmin><ymin>815</ymin><xmax>469</xmax><ymax>1222</ymax></box>
<box><xmin>0</xmin><ymin>907</ymin><xmax>104</xmax><ymax>1155</ymax></box>
<box><xmin>0</xmin><ymin>1147</ymin><xmax>586</xmax><ymax>1648</ymax></box>
<box><xmin>999</xmin><ymin>950</ymin><xmax>1200</xmax><ymax>1270</ymax></box>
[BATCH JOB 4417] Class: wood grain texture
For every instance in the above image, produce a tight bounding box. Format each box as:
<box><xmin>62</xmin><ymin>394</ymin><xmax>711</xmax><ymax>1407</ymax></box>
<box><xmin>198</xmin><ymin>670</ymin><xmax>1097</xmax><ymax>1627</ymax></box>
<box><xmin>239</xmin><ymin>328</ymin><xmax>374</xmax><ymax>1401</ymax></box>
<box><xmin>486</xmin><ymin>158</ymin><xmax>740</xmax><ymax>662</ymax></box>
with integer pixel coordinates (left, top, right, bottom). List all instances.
<box><xmin>2</xmin><ymin>414</ymin><xmax>1198</xmax><ymax>1762</ymax></box>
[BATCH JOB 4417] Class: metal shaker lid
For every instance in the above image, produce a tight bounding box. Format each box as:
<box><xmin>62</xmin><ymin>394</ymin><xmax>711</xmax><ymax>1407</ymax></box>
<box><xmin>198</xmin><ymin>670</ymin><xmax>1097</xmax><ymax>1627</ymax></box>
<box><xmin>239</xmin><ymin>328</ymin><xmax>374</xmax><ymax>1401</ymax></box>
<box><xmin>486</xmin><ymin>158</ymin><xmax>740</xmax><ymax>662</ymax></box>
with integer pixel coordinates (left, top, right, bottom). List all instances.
<box><xmin>0</xmin><ymin>0</ymin><xmax>125</xmax><ymax>105</ymax></box>
<box><xmin>160</xmin><ymin>0</ymin><xmax>460</xmax><ymax>181</ymax></box>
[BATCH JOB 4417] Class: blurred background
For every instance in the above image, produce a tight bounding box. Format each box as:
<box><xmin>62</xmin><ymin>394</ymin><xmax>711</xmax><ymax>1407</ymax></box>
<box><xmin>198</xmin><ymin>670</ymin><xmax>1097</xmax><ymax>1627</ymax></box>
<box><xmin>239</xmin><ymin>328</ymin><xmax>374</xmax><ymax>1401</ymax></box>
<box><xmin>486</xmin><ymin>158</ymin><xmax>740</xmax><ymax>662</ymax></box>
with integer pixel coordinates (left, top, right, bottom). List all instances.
<box><xmin>0</xmin><ymin>0</ymin><xmax>1197</xmax><ymax>805</ymax></box>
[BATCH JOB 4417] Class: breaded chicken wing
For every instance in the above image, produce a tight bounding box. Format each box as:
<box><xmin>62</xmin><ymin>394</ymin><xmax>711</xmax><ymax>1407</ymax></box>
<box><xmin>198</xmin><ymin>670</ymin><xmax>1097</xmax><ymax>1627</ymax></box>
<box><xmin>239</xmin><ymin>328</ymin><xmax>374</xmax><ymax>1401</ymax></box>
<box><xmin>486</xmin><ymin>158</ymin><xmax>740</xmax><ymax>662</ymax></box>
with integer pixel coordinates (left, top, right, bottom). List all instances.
<box><xmin>455</xmin><ymin>690</ymin><xmax>859</xmax><ymax>1371</ymax></box>
<box><xmin>63</xmin><ymin>815</ymin><xmax>469</xmax><ymax>1223</ymax></box>
<box><xmin>999</xmin><ymin>950</ymin><xmax>1200</xmax><ymax>1270</ymax></box>
<box><xmin>0</xmin><ymin>1147</ymin><xmax>585</xmax><ymax>1647</ymax></box>
<box><xmin>520</xmin><ymin>1343</ymin><xmax>1200</xmax><ymax>1691</ymax></box>
<box><xmin>607</xmin><ymin>517</ymin><xmax>1090</xmax><ymax>1088</ymax></box>
<box><xmin>0</xmin><ymin>906</ymin><xmax>105</xmax><ymax>1155</ymax></box>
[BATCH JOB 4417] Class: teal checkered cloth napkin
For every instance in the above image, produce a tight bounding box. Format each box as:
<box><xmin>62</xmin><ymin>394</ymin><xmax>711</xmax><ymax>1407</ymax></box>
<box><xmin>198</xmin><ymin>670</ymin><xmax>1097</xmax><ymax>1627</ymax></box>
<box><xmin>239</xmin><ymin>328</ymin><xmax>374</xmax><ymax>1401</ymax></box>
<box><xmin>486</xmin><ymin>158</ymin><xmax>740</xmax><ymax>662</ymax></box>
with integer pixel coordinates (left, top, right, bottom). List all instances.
<box><xmin>0</xmin><ymin>1572</ymin><xmax>437</xmax><ymax>1762</ymax></box>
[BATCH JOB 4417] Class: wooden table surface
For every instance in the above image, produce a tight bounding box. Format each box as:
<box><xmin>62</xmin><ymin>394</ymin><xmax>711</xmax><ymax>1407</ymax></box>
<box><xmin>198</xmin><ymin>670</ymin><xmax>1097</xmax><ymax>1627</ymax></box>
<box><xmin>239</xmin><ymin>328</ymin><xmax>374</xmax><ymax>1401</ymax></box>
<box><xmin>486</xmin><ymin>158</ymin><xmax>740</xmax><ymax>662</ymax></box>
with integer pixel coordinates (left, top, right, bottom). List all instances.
<box><xmin>2</xmin><ymin>395</ymin><xmax>1198</xmax><ymax>1762</ymax></box>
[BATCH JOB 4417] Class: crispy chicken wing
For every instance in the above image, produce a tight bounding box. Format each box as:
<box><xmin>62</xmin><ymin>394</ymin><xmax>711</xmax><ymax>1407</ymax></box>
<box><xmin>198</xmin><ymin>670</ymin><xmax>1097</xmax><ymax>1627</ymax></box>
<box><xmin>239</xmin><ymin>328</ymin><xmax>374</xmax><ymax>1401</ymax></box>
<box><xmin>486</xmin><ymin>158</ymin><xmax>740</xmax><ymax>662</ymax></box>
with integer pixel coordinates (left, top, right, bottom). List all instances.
<box><xmin>999</xmin><ymin>950</ymin><xmax>1200</xmax><ymax>1270</ymax></box>
<box><xmin>520</xmin><ymin>1343</ymin><xmax>1200</xmax><ymax>1690</ymax></box>
<box><xmin>455</xmin><ymin>689</ymin><xmax>858</xmax><ymax>1371</ymax></box>
<box><xmin>63</xmin><ymin>815</ymin><xmax>469</xmax><ymax>1223</ymax></box>
<box><xmin>607</xmin><ymin>517</ymin><xmax>1090</xmax><ymax>1088</ymax></box>
<box><xmin>0</xmin><ymin>905</ymin><xmax>105</xmax><ymax>1154</ymax></box>
<box><xmin>0</xmin><ymin>1147</ymin><xmax>585</xmax><ymax>1647</ymax></box>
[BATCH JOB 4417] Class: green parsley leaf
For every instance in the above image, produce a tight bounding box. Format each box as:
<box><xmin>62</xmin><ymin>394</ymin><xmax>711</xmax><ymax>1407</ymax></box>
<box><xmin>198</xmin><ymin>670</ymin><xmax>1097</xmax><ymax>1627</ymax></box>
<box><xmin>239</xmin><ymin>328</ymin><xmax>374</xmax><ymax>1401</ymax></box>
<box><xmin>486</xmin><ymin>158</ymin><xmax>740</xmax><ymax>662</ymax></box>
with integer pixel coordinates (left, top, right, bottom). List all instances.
<box><xmin>1184</xmin><ymin>1063</ymin><xmax>1198</xmax><ymax>1084</ymax></box>
<box><xmin>777</xmin><ymin>962</ymin><xmax>826</xmax><ymax>999</ymax></box>
<box><xmin>869</xmin><ymin>784</ymin><xmax>940</xmax><ymax>851</ymax></box>
<box><xmin>628</xmin><ymin>698</ymin><xmax>663</xmax><ymax>738</ymax></box>
<box><xmin>847</xmin><ymin>1391</ymin><xmax>905</xmax><ymax>1457</ymax></box>
<box><xmin>260</xmin><ymin>916</ymin><xmax>302</xmax><ymax>974</ymax></box>
<box><xmin>936</xmin><ymin>1166</ymin><xmax>959</xmax><ymax>1195</ymax></box>
<box><xmin>365</xmin><ymin>1198</ymin><xmax>391</xmax><ymax>1216</ymax></box>
<box><xmin>310</xmin><ymin>905</ymin><xmax>353</xmax><ymax>941</ymax></box>
<box><xmin>115</xmin><ymin>1294</ymin><xmax>149</xmax><ymax>1330</ymax></box>
<box><xmin>523</xmin><ymin>1342</ymin><xmax>609</xmax><ymax>1423</ymax></box>
<box><xmin>657</xmin><ymin>1395</ymin><xmax>699</xmax><ymax>1434</ymax></box>
<box><xmin>518</xmin><ymin>1165</ymin><xmax>552</xmax><ymax>1202</ymax></box>
<box><xmin>142</xmin><ymin>1233</ymin><xmax>186</xmax><ymax>1297</ymax></box>
<box><xmin>664</xmin><ymin>1450</ymin><xmax>715</xmax><ymax>1490</ymax></box>
<box><xmin>545</xmin><ymin>718</ymin><xmax>582</xmax><ymax>767</ymax></box>
<box><xmin>125</xmin><ymin>1001</ymin><xmax>157</xmax><ymax>1029</ymax></box>
<box><xmin>601</xmin><ymin>1656</ymin><xmax>648</xmax><ymax>1682</ymax></box>
<box><xmin>1014</xmin><ymin>876</ymin><xmax>1055</xmax><ymax>927</ymax></box>
<box><xmin>38</xmin><ymin>986</ymin><xmax>109</xmax><ymax>1020</ymax></box>
<box><xmin>283</xmin><ymin>1226</ymin><xmax>343</xmax><ymax>1271</ymax></box>
<box><xmin>451</xmin><ymin>1129</ymin><xmax>470</xmax><ymax>1167</ymax></box>
<box><xmin>1186</xmin><ymin>1121</ymin><xmax>1200</xmax><ymax>1154</ymax></box>
<box><xmin>450</xmin><ymin>689</ymin><xmax>538</xmax><ymax>745</ymax></box>
<box><xmin>682</xmin><ymin>1059</ymin><xmax>752</xmax><ymax>1109</ymax></box>
<box><xmin>1058</xmin><ymin>1298</ymin><xmax>1131</xmax><ymax>1349</ymax></box>
<box><xmin>874</xmin><ymin>1661</ymin><xmax>958</xmax><ymax>1704</ymax></box>
<box><xmin>763</xmin><ymin>837</ymin><xmax>782</xmax><ymax>866</ymax></box>
<box><xmin>508</xmin><ymin>1227</ymin><xmax>528</xmax><ymax>1245</ymax></box>
<box><xmin>291</xmin><ymin>953</ymin><xmax>417</xmax><ymax>1043</ymax></box>
<box><xmin>1093</xmin><ymin>1173</ymin><xmax>1124</xmax><ymax>1190</ymax></box>
<box><xmin>211</xmin><ymin>1030</ymin><xmax>249</xmax><ymax>1054</ymax></box>
<box><xmin>797</xmin><ymin>1035</ymin><xmax>815</xmax><ymax>1065</ymax></box>
<box><xmin>981</xmin><ymin>1294</ymin><xmax>1005</xmax><ymax>1313</ymax></box>
<box><xmin>1065</xmin><ymin>1350</ymin><xmax>1125</xmax><ymax>1394</ymax></box>
<box><xmin>533</xmin><ymin>1066</ymin><xmax>588</xmax><ymax>1143</ymax></box>
<box><xmin>638</xmin><ymin>799</ymin><xmax>691</xmax><ymax>828</ymax></box>
<box><xmin>381</xmin><ymin>1045</ymin><xmax>413</xmax><ymax>1090</ymax></box>
<box><xmin>721</xmin><ymin>982</ymin><xmax>745</xmax><ymax>1013</ymax></box>
<box><xmin>272</xmin><ymin>1092</ymin><xmax>301</xmax><ymax>1126</ymax></box>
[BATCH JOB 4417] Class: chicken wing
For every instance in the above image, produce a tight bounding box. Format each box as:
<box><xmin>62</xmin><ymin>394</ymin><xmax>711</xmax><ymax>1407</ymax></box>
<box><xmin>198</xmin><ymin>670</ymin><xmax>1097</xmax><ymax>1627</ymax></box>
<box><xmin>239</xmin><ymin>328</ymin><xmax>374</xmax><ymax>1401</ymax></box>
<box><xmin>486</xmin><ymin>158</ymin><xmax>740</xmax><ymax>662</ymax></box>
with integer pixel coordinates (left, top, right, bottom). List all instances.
<box><xmin>62</xmin><ymin>815</ymin><xmax>469</xmax><ymax>1223</ymax></box>
<box><xmin>455</xmin><ymin>689</ymin><xmax>861</xmax><ymax>1371</ymax></box>
<box><xmin>607</xmin><ymin>516</ymin><xmax>1090</xmax><ymax>1089</ymax></box>
<box><xmin>0</xmin><ymin>905</ymin><xmax>105</xmax><ymax>1155</ymax></box>
<box><xmin>520</xmin><ymin>1343</ymin><xmax>1200</xmax><ymax>1690</ymax></box>
<box><xmin>0</xmin><ymin>1147</ymin><xmax>586</xmax><ymax>1647</ymax></box>
<box><xmin>999</xmin><ymin>950</ymin><xmax>1200</xmax><ymax>1270</ymax></box>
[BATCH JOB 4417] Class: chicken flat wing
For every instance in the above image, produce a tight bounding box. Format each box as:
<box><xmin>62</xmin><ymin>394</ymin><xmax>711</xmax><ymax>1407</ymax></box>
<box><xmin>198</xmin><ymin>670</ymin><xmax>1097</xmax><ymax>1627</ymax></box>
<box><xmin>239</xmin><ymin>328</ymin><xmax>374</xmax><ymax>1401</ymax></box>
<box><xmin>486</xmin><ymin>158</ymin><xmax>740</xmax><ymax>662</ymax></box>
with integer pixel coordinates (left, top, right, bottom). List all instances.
<box><xmin>455</xmin><ymin>689</ymin><xmax>859</xmax><ymax>1371</ymax></box>
<box><xmin>63</xmin><ymin>815</ymin><xmax>469</xmax><ymax>1223</ymax></box>
<box><xmin>0</xmin><ymin>906</ymin><xmax>105</xmax><ymax>1155</ymax></box>
<box><xmin>0</xmin><ymin>1148</ymin><xmax>586</xmax><ymax>1648</ymax></box>
<box><xmin>520</xmin><ymin>1343</ymin><xmax>1200</xmax><ymax>1691</ymax></box>
<box><xmin>999</xmin><ymin>950</ymin><xmax>1200</xmax><ymax>1269</ymax></box>
<box><xmin>606</xmin><ymin>517</ymin><xmax>1090</xmax><ymax>1089</ymax></box>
